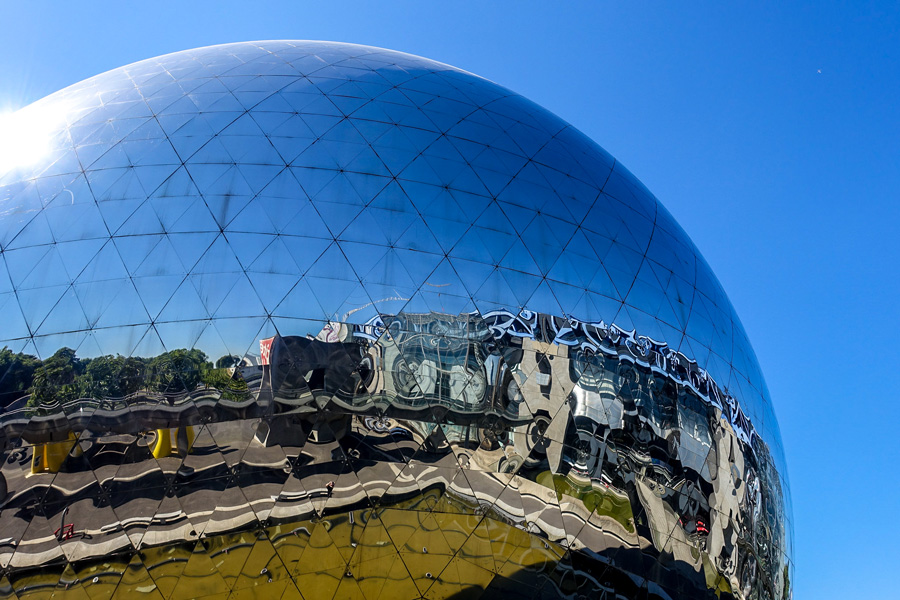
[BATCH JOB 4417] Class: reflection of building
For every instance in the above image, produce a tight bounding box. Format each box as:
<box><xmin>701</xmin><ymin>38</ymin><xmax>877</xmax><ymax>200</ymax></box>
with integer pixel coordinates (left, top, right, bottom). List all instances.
<box><xmin>0</xmin><ymin>42</ymin><xmax>791</xmax><ymax>599</ymax></box>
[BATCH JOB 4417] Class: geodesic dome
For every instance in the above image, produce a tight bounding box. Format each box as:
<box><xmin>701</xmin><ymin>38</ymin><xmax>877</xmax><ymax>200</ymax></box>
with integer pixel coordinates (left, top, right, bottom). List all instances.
<box><xmin>0</xmin><ymin>41</ymin><xmax>791</xmax><ymax>600</ymax></box>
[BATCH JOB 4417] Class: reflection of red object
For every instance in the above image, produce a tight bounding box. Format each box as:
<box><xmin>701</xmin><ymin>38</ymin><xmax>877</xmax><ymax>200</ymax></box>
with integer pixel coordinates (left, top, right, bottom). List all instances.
<box><xmin>260</xmin><ymin>337</ymin><xmax>275</xmax><ymax>366</ymax></box>
<box><xmin>696</xmin><ymin>520</ymin><xmax>708</xmax><ymax>534</ymax></box>
<box><xmin>55</xmin><ymin>524</ymin><xmax>75</xmax><ymax>540</ymax></box>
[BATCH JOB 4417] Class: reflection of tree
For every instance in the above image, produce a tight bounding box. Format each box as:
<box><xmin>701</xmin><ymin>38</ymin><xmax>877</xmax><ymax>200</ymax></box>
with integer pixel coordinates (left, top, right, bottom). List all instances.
<box><xmin>117</xmin><ymin>356</ymin><xmax>147</xmax><ymax>396</ymax></box>
<box><xmin>216</xmin><ymin>355</ymin><xmax>241</xmax><ymax>369</ymax></box>
<box><xmin>0</xmin><ymin>347</ymin><xmax>40</xmax><ymax>405</ymax></box>
<box><xmin>30</xmin><ymin>347</ymin><xmax>81</xmax><ymax>406</ymax></box>
<box><xmin>148</xmin><ymin>349</ymin><xmax>208</xmax><ymax>394</ymax></box>
<box><xmin>0</xmin><ymin>346</ymin><xmax>250</xmax><ymax>406</ymax></box>
<box><xmin>202</xmin><ymin>366</ymin><xmax>249</xmax><ymax>401</ymax></box>
<box><xmin>82</xmin><ymin>354</ymin><xmax>121</xmax><ymax>398</ymax></box>
<box><xmin>82</xmin><ymin>355</ymin><xmax>146</xmax><ymax>399</ymax></box>
<box><xmin>79</xmin><ymin>355</ymin><xmax>144</xmax><ymax>398</ymax></box>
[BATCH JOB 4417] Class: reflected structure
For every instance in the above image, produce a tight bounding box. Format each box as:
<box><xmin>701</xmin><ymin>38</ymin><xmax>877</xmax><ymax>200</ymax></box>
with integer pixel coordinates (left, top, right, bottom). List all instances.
<box><xmin>0</xmin><ymin>41</ymin><xmax>792</xmax><ymax>600</ymax></box>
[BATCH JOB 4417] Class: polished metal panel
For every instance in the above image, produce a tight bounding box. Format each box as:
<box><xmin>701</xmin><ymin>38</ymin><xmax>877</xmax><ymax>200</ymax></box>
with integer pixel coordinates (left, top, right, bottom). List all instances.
<box><xmin>0</xmin><ymin>41</ymin><xmax>791</xmax><ymax>600</ymax></box>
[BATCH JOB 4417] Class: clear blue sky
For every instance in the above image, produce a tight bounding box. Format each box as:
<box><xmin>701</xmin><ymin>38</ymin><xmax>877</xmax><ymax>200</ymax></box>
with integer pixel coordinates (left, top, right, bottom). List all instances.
<box><xmin>2</xmin><ymin>2</ymin><xmax>897</xmax><ymax>597</ymax></box>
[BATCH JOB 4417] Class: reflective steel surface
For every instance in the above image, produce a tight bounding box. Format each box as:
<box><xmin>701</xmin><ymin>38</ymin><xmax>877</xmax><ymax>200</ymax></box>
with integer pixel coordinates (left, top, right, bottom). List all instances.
<box><xmin>0</xmin><ymin>41</ymin><xmax>791</xmax><ymax>600</ymax></box>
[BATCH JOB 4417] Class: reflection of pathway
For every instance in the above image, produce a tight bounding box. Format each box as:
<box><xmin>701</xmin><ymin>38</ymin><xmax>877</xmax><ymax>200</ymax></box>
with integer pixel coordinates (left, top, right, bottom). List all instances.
<box><xmin>4</xmin><ymin>489</ymin><xmax>569</xmax><ymax>600</ymax></box>
<box><xmin>0</xmin><ymin>437</ymin><xmax>636</xmax><ymax>575</ymax></box>
<box><xmin>1</xmin><ymin>456</ymin><xmax>633</xmax><ymax>568</ymax></box>
<box><xmin>0</xmin><ymin>406</ymin><xmax>661</xmax><ymax>600</ymax></box>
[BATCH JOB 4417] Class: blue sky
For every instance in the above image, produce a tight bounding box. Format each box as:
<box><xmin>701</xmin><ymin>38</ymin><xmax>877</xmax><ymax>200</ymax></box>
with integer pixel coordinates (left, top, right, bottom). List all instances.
<box><xmin>1</xmin><ymin>2</ymin><xmax>897</xmax><ymax>597</ymax></box>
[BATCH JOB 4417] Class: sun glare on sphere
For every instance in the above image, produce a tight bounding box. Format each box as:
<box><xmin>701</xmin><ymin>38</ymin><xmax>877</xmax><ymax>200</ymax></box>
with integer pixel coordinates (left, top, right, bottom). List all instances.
<box><xmin>0</xmin><ymin>103</ymin><xmax>64</xmax><ymax>174</ymax></box>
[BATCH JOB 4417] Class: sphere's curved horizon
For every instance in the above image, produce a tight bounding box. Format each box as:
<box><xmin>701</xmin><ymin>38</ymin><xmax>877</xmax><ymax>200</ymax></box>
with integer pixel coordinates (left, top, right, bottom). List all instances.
<box><xmin>0</xmin><ymin>40</ymin><xmax>791</xmax><ymax>600</ymax></box>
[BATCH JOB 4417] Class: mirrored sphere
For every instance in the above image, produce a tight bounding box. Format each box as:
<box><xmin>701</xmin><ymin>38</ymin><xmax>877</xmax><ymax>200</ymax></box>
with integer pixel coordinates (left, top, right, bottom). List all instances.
<box><xmin>0</xmin><ymin>41</ymin><xmax>791</xmax><ymax>600</ymax></box>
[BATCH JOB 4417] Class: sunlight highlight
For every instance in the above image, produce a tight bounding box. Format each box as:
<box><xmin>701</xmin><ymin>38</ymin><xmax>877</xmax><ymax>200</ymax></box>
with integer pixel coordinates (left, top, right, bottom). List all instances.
<box><xmin>0</xmin><ymin>102</ymin><xmax>66</xmax><ymax>174</ymax></box>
